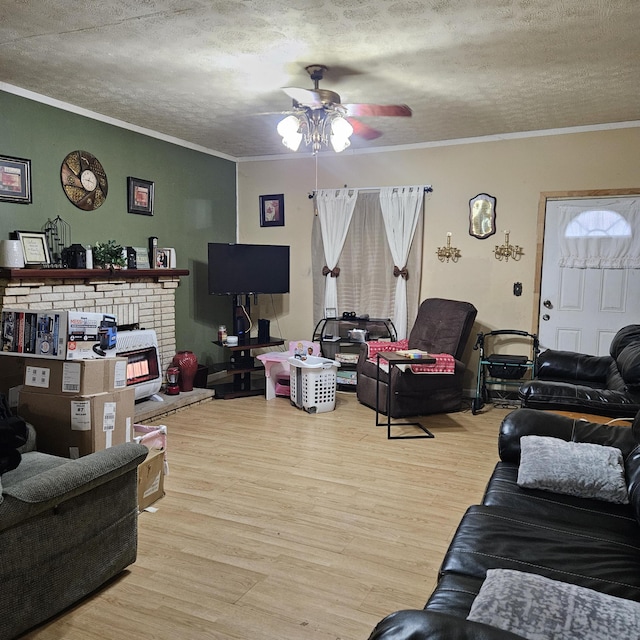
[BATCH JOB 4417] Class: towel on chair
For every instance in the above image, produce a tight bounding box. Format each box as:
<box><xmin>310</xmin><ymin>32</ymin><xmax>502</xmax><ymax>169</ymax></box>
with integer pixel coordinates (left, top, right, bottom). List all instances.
<box><xmin>366</xmin><ymin>340</ymin><xmax>455</xmax><ymax>374</ymax></box>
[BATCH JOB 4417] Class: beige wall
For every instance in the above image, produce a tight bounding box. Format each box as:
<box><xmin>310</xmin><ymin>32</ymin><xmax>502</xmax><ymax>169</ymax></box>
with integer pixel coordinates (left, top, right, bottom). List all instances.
<box><xmin>237</xmin><ymin>127</ymin><xmax>640</xmax><ymax>381</ymax></box>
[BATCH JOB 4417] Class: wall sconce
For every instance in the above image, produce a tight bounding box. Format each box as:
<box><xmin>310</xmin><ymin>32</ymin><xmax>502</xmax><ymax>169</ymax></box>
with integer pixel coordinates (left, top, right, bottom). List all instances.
<box><xmin>494</xmin><ymin>230</ymin><xmax>523</xmax><ymax>262</ymax></box>
<box><xmin>436</xmin><ymin>232</ymin><xmax>461</xmax><ymax>263</ymax></box>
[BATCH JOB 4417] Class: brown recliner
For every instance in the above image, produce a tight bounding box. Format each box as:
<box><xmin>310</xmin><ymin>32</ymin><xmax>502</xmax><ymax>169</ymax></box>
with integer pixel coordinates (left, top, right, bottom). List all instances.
<box><xmin>356</xmin><ymin>298</ymin><xmax>477</xmax><ymax>417</ymax></box>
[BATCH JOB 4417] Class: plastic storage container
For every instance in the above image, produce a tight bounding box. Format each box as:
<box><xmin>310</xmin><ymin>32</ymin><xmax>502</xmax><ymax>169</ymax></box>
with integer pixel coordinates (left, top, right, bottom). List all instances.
<box><xmin>288</xmin><ymin>355</ymin><xmax>340</xmax><ymax>413</ymax></box>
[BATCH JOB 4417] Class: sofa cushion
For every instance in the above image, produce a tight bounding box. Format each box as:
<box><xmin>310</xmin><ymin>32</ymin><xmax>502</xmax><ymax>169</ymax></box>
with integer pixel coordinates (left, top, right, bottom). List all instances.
<box><xmin>439</xmin><ymin>505</ymin><xmax>640</xmax><ymax>601</ymax></box>
<box><xmin>467</xmin><ymin>569</ymin><xmax>640</xmax><ymax>640</ymax></box>
<box><xmin>483</xmin><ymin>462</ymin><xmax>636</xmax><ymax>531</ymax></box>
<box><xmin>517</xmin><ymin>435</ymin><xmax>629</xmax><ymax>504</ymax></box>
<box><xmin>499</xmin><ymin>409</ymin><xmax>639</xmax><ymax>463</ymax></box>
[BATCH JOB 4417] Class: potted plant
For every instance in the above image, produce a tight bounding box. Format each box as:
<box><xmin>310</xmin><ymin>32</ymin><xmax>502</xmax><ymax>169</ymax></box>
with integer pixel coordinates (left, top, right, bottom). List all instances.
<box><xmin>92</xmin><ymin>240</ymin><xmax>126</xmax><ymax>269</ymax></box>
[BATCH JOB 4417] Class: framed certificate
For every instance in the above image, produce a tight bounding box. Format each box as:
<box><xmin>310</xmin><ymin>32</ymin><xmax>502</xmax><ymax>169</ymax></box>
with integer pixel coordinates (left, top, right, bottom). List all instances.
<box><xmin>14</xmin><ymin>231</ymin><xmax>51</xmax><ymax>266</ymax></box>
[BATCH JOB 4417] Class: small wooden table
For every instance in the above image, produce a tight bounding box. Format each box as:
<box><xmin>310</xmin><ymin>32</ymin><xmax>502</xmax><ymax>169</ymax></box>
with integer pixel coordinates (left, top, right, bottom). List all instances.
<box><xmin>376</xmin><ymin>351</ymin><xmax>437</xmax><ymax>439</ymax></box>
<box><xmin>546</xmin><ymin>410</ymin><xmax>633</xmax><ymax>426</ymax></box>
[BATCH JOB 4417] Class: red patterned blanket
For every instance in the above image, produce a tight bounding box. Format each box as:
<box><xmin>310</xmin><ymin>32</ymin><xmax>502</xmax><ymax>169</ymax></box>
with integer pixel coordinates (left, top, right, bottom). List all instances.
<box><xmin>366</xmin><ymin>341</ymin><xmax>455</xmax><ymax>374</ymax></box>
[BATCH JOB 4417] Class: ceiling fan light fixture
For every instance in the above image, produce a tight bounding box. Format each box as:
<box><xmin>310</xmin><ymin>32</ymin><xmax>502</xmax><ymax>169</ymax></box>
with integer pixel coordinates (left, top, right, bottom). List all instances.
<box><xmin>330</xmin><ymin>114</ymin><xmax>353</xmax><ymax>153</ymax></box>
<box><xmin>277</xmin><ymin>114</ymin><xmax>303</xmax><ymax>151</ymax></box>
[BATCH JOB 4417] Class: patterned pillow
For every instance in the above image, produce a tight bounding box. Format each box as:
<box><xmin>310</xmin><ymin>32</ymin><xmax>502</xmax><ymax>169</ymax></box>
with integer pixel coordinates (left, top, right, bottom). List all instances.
<box><xmin>468</xmin><ymin>569</ymin><xmax>640</xmax><ymax>640</ymax></box>
<box><xmin>517</xmin><ymin>435</ymin><xmax>629</xmax><ymax>504</ymax></box>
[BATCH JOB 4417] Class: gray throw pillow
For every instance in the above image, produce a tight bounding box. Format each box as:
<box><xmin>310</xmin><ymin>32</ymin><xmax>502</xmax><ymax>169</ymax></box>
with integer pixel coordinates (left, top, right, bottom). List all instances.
<box><xmin>517</xmin><ymin>435</ymin><xmax>629</xmax><ymax>504</ymax></box>
<box><xmin>468</xmin><ymin>569</ymin><xmax>640</xmax><ymax>640</ymax></box>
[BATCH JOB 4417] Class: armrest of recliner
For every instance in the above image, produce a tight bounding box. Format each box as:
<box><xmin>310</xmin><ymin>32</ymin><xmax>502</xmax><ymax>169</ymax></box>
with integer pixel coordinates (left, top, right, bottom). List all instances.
<box><xmin>498</xmin><ymin>408</ymin><xmax>638</xmax><ymax>463</ymax></box>
<box><xmin>368</xmin><ymin>610</ymin><xmax>526</xmax><ymax>640</ymax></box>
<box><xmin>2</xmin><ymin>442</ymin><xmax>148</xmax><ymax>508</ymax></box>
<box><xmin>536</xmin><ymin>349</ymin><xmax>613</xmax><ymax>382</ymax></box>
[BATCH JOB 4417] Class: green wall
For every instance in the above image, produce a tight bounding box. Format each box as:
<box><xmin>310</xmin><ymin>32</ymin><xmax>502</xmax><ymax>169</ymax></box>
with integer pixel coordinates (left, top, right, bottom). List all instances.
<box><xmin>0</xmin><ymin>90</ymin><xmax>237</xmax><ymax>367</ymax></box>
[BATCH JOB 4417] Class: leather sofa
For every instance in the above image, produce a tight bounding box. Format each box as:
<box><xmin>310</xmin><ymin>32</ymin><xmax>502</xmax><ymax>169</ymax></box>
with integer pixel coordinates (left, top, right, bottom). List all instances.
<box><xmin>0</xmin><ymin>437</ymin><xmax>148</xmax><ymax>640</ymax></box>
<box><xmin>519</xmin><ymin>324</ymin><xmax>640</xmax><ymax>418</ymax></box>
<box><xmin>368</xmin><ymin>408</ymin><xmax>640</xmax><ymax>639</ymax></box>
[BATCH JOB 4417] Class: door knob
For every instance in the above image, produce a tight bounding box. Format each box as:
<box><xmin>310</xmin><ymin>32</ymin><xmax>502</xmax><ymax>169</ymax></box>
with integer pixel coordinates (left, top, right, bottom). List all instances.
<box><xmin>543</xmin><ymin>300</ymin><xmax>553</xmax><ymax>309</ymax></box>
<box><xmin>542</xmin><ymin>314</ymin><xmax>550</xmax><ymax>321</ymax></box>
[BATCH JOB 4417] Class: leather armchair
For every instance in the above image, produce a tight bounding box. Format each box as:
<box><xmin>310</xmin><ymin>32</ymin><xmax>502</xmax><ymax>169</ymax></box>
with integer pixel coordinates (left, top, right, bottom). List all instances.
<box><xmin>519</xmin><ymin>324</ymin><xmax>640</xmax><ymax>418</ymax></box>
<box><xmin>356</xmin><ymin>298</ymin><xmax>477</xmax><ymax>417</ymax></box>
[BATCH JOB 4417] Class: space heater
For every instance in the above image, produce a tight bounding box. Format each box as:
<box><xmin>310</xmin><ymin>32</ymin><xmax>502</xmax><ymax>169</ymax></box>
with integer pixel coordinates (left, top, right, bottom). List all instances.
<box><xmin>116</xmin><ymin>329</ymin><xmax>162</xmax><ymax>400</ymax></box>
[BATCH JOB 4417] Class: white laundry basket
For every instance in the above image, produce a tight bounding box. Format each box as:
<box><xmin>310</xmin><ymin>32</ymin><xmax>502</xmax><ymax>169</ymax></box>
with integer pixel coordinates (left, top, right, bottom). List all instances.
<box><xmin>288</xmin><ymin>355</ymin><xmax>340</xmax><ymax>413</ymax></box>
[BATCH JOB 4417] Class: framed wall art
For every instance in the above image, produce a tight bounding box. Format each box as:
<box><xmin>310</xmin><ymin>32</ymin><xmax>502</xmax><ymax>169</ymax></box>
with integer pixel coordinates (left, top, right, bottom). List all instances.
<box><xmin>127</xmin><ymin>177</ymin><xmax>154</xmax><ymax>215</ymax></box>
<box><xmin>0</xmin><ymin>155</ymin><xmax>32</xmax><ymax>204</ymax></box>
<box><xmin>259</xmin><ymin>194</ymin><xmax>284</xmax><ymax>227</ymax></box>
<box><xmin>13</xmin><ymin>231</ymin><xmax>51</xmax><ymax>266</ymax></box>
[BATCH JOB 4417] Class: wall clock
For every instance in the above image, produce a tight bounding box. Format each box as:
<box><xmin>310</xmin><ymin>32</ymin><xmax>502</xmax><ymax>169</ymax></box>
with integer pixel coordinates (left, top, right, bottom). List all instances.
<box><xmin>60</xmin><ymin>150</ymin><xmax>108</xmax><ymax>210</ymax></box>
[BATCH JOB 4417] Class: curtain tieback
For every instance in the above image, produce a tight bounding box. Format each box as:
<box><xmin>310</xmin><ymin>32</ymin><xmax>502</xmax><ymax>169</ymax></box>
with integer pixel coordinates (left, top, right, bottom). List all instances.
<box><xmin>322</xmin><ymin>266</ymin><xmax>340</xmax><ymax>277</ymax></box>
<box><xmin>393</xmin><ymin>265</ymin><xmax>409</xmax><ymax>279</ymax></box>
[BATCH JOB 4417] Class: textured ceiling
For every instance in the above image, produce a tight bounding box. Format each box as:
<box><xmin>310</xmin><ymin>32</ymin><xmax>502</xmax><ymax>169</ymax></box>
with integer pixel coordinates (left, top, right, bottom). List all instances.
<box><xmin>1</xmin><ymin>0</ymin><xmax>639</xmax><ymax>159</ymax></box>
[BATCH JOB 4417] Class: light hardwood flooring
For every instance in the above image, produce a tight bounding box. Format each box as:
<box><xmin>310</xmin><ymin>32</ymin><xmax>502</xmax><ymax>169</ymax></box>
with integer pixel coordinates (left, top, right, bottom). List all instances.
<box><xmin>23</xmin><ymin>393</ymin><xmax>511</xmax><ymax>640</ymax></box>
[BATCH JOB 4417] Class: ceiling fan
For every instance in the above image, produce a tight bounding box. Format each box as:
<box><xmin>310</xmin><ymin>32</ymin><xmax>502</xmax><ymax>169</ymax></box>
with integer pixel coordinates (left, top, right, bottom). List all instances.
<box><xmin>278</xmin><ymin>64</ymin><xmax>412</xmax><ymax>153</ymax></box>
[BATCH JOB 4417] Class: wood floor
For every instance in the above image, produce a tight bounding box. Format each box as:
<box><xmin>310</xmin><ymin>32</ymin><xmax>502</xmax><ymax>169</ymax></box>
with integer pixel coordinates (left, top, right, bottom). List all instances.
<box><xmin>23</xmin><ymin>393</ymin><xmax>511</xmax><ymax>640</ymax></box>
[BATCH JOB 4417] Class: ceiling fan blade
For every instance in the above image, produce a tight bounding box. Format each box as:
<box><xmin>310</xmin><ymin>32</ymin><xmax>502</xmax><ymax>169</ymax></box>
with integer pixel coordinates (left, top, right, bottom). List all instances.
<box><xmin>348</xmin><ymin>118</ymin><xmax>383</xmax><ymax>140</ymax></box>
<box><xmin>282</xmin><ymin>87</ymin><xmax>323</xmax><ymax>106</ymax></box>
<box><xmin>344</xmin><ymin>104</ymin><xmax>412</xmax><ymax>118</ymax></box>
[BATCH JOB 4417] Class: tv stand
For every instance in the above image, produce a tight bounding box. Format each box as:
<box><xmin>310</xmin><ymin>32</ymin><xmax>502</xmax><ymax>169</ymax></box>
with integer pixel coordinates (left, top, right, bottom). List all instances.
<box><xmin>212</xmin><ymin>337</ymin><xmax>284</xmax><ymax>399</ymax></box>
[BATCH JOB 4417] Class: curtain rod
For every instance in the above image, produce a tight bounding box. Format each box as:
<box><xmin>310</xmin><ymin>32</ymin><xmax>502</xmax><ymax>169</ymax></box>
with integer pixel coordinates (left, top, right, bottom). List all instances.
<box><xmin>307</xmin><ymin>185</ymin><xmax>433</xmax><ymax>199</ymax></box>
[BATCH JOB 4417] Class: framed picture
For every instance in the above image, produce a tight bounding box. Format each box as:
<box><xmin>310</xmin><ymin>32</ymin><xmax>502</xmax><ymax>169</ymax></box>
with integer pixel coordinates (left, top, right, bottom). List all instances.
<box><xmin>259</xmin><ymin>194</ymin><xmax>284</xmax><ymax>227</ymax></box>
<box><xmin>132</xmin><ymin>246</ymin><xmax>150</xmax><ymax>269</ymax></box>
<box><xmin>0</xmin><ymin>155</ymin><xmax>32</xmax><ymax>204</ymax></box>
<box><xmin>155</xmin><ymin>247</ymin><xmax>175</xmax><ymax>268</ymax></box>
<box><xmin>325</xmin><ymin>307</ymin><xmax>337</xmax><ymax>319</ymax></box>
<box><xmin>13</xmin><ymin>231</ymin><xmax>51</xmax><ymax>266</ymax></box>
<box><xmin>127</xmin><ymin>177</ymin><xmax>154</xmax><ymax>215</ymax></box>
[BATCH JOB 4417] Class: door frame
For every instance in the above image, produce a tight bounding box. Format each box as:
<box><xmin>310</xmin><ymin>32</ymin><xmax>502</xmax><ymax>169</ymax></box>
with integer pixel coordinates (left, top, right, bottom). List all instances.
<box><xmin>531</xmin><ymin>187</ymin><xmax>640</xmax><ymax>336</ymax></box>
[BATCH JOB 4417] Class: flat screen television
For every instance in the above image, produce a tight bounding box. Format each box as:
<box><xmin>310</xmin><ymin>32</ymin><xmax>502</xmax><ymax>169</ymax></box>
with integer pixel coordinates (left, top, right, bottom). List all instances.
<box><xmin>208</xmin><ymin>243</ymin><xmax>290</xmax><ymax>295</ymax></box>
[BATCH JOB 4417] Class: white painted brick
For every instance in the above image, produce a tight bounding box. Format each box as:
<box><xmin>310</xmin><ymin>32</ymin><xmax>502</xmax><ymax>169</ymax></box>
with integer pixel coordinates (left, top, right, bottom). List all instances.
<box><xmin>24</xmin><ymin>294</ymin><xmax>43</xmax><ymax>303</ymax></box>
<box><xmin>41</xmin><ymin>293</ymin><xmax>65</xmax><ymax>302</ymax></box>
<box><xmin>4</xmin><ymin>287</ymin><xmax>31</xmax><ymax>297</ymax></box>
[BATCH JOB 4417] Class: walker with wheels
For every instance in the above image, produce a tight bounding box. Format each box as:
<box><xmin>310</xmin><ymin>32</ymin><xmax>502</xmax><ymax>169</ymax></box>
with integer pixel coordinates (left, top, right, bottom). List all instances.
<box><xmin>471</xmin><ymin>329</ymin><xmax>539</xmax><ymax>414</ymax></box>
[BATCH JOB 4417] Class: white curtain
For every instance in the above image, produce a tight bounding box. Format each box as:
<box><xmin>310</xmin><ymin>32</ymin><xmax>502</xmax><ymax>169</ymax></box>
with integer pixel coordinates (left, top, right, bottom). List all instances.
<box><xmin>379</xmin><ymin>186</ymin><xmax>424</xmax><ymax>339</ymax></box>
<box><xmin>311</xmin><ymin>192</ymin><xmax>423</xmax><ymax>329</ymax></box>
<box><xmin>316</xmin><ymin>188</ymin><xmax>358</xmax><ymax>312</ymax></box>
<box><xmin>558</xmin><ymin>199</ymin><xmax>640</xmax><ymax>268</ymax></box>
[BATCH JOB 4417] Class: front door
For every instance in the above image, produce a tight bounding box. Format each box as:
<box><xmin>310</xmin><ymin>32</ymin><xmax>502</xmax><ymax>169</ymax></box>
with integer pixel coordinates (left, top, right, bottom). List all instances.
<box><xmin>539</xmin><ymin>195</ymin><xmax>640</xmax><ymax>355</ymax></box>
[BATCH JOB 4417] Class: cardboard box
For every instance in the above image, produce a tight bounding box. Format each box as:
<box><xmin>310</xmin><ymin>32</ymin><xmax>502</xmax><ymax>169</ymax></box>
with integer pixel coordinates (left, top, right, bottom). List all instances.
<box><xmin>137</xmin><ymin>448</ymin><xmax>165</xmax><ymax>510</ymax></box>
<box><xmin>22</xmin><ymin>357</ymin><xmax>128</xmax><ymax>395</ymax></box>
<box><xmin>18</xmin><ymin>387</ymin><xmax>135</xmax><ymax>458</ymax></box>
<box><xmin>66</xmin><ymin>311</ymin><xmax>118</xmax><ymax>359</ymax></box>
<box><xmin>1</xmin><ymin>309</ymin><xmax>118</xmax><ymax>360</ymax></box>
<box><xmin>1</xmin><ymin>310</ymin><xmax>67</xmax><ymax>358</ymax></box>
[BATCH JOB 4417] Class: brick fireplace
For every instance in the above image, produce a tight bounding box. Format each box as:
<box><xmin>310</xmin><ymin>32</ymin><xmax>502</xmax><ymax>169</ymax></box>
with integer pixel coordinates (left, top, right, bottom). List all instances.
<box><xmin>0</xmin><ymin>268</ymin><xmax>188</xmax><ymax>372</ymax></box>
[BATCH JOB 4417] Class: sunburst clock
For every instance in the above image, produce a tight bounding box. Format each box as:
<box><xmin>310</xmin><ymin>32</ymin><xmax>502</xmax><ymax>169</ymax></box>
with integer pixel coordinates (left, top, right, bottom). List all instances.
<box><xmin>60</xmin><ymin>150</ymin><xmax>108</xmax><ymax>210</ymax></box>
